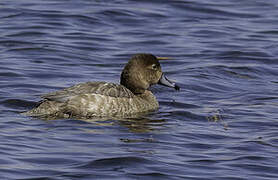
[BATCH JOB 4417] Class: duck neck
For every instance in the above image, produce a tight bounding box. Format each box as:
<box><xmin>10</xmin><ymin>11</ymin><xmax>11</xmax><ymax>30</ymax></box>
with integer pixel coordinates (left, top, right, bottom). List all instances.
<box><xmin>120</xmin><ymin>67</ymin><xmax>148</xmax><ymax>95</ymax></box>
<box><xmin>120</xmin><ymin>81</ymin><xmax>146</xmax><ymax>95</ymax></box>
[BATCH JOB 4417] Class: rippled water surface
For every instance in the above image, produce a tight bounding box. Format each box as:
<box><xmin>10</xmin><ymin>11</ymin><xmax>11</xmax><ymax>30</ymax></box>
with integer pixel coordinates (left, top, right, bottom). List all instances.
<box><xmin>1</xmin><ymin>0</ymin><xmax>278</xmax><ymax>179</ymax></box>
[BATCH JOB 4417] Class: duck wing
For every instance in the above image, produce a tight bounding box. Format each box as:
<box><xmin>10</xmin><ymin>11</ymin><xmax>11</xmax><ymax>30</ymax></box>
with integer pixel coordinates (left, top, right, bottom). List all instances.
<box><xmin>41</xmin><ymin>82</ymin><xmax>134</xmax><ymax>102</ymax></box>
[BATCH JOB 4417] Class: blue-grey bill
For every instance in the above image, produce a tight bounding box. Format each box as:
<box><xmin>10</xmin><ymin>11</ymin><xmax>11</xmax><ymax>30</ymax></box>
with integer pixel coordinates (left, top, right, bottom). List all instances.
<box><xmin>158</xmin><ymin>73</ymin><xmax>180</xmax><ymax>90</ymax></box>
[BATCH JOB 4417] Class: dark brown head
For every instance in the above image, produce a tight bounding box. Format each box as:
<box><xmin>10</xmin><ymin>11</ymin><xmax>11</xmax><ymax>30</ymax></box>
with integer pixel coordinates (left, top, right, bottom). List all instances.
<box><xmin>120</xmin><ymin>53</ymin><xmax>179</xmax><ymax>94</ymax></box>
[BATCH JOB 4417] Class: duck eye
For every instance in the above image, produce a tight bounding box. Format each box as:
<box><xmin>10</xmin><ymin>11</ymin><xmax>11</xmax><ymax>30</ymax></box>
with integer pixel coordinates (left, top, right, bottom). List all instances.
<box><xmin>152</xmin><ymin>64</ymin><xmax>157</xmax><ymax>70</ymax></box>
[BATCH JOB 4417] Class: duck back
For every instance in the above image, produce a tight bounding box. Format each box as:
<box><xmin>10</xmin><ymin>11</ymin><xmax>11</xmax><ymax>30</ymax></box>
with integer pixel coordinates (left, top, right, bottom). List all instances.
<box><xmin>24</xmin><ymin>82</ymin><xmax>158</xmax><ymax>118</ymax></box>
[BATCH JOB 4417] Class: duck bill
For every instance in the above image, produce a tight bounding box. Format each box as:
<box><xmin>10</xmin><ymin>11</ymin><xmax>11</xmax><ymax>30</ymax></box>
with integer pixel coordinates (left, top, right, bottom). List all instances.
<box><xmin>158</xmin><ymin>73</ymin><xmax>180</xmax><ymax>90</ymax></box>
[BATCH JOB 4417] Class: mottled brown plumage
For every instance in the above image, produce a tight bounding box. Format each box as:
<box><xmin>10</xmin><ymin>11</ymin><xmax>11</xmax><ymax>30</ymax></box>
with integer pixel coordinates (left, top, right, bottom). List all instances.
<box><xmin>23</xmin><ymin>53</ymin><xmax>179</xmax><ymax>118</ymax></box>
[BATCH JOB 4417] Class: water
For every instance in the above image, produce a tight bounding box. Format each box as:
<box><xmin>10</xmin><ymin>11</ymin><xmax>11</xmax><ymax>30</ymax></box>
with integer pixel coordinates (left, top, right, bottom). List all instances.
<box><xmin>1</xmin><ymin>0</ymin><xmax>278</xmax><ymax>179</ymax></box>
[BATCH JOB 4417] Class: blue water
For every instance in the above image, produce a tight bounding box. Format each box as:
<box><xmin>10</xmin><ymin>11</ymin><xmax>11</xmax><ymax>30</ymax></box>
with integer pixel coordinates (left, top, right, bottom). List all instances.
<box><xmin>1</xmin><ymin>0</ymin><xmax>278</xmax><ymax>179</ymax></box>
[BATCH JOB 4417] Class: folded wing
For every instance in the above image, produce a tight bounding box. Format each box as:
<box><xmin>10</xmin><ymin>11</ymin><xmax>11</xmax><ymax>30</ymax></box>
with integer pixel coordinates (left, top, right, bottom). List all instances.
<box><xmin>41</xmin><ymin>82</ymin><xmax>134</xmax><ymax>102</ymax></box>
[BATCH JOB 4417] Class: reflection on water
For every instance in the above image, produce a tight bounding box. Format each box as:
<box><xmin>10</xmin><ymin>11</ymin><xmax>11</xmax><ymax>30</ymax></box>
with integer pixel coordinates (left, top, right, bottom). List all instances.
<box><xmin>117</xmin><ymin>117</ymin><xmax>167</xmax><ymax>133</ymax></box>
<box><xmin>42</xmin><ymin>114</ymin><xmax>167</xmax><ymax>134</ymax></box>
<box><xmin>1</xmin><ymin>0</ymin><xmax>278</xmax><ymax>179</ymax></box>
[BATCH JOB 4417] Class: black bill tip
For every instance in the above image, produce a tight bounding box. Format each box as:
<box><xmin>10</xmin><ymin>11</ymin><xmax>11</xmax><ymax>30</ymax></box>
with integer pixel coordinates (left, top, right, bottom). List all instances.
<box><xmin>158</xmin><ymin>73</ymin><xmax>180</xmax><ymax>91</ymax></box>
<box><xmin>174</xmin><ymin>84</ymin><xmax>180</xmax><ymax>91</ymax></box>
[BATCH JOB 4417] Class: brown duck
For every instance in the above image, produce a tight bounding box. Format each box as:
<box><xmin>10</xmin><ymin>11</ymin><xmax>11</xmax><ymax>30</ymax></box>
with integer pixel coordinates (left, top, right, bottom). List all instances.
<box><xmin>23</xmin><ymin>54</ymin><xmax>179</xmax><ymax>118</ymax></box>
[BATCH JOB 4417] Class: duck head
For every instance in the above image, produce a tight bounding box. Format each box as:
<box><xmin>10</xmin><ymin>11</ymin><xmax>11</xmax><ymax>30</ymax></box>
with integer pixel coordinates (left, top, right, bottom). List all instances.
<box><xmin>120</xmin><ymin>53</ymin><xmax>180</xmax><ymax>94</ymax></box>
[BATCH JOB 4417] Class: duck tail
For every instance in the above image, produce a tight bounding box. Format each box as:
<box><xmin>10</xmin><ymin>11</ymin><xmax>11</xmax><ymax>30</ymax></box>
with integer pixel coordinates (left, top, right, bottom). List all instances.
<box><xmin>21</xmin><ymin>100</ymin><xmax>63</xmax><ymax>118</ymax></box>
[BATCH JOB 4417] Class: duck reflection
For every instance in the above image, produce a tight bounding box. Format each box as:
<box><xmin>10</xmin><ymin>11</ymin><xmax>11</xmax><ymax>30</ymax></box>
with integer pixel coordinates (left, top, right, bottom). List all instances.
<box><xmin>30</xmin><ymin>111</ymin><xmax>166</xmax><ymax>133</ymax></box>
<box><xmin>117</xmin><ymin>116</ymin><xmax>166</xmax><ymax>133</ymax></box>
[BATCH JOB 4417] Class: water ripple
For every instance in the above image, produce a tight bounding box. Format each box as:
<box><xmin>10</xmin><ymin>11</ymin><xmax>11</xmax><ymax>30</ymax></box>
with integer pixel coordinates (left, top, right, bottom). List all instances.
<box><xmin>1</xmin><ymin>0</ymin><xmax>278</xmax><ymax>179</ymax></box>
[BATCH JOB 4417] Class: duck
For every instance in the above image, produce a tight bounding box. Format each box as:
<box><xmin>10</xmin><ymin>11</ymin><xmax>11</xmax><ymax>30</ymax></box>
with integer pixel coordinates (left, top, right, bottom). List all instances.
<box><xmin>23</xmin><ymin>53</ymin><xmax>179</xmax><ymax>118</ymax></box>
